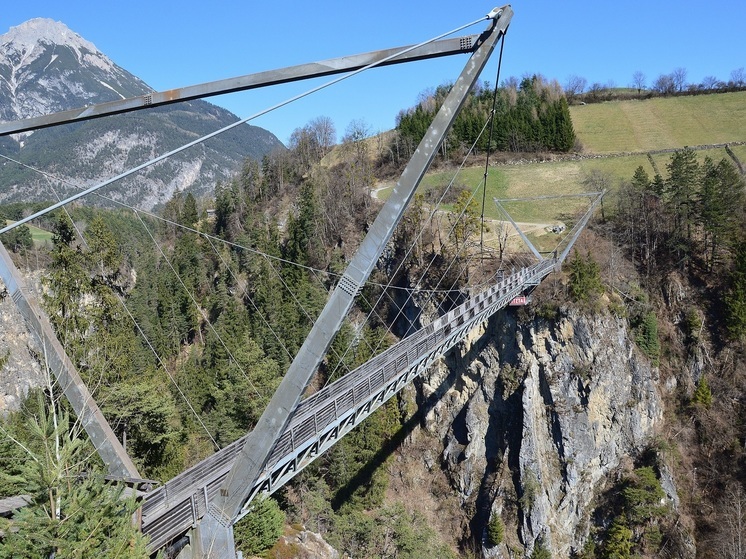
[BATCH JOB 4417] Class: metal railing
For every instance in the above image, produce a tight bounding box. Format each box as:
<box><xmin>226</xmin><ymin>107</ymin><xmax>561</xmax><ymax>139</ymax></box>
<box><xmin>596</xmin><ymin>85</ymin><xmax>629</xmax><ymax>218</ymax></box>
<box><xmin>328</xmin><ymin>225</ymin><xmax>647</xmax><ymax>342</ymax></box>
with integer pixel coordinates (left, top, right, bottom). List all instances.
<box><xmin>140</xmin><ymin>259</ymin><xmax>556</xmax><ymax>551</ymax></box>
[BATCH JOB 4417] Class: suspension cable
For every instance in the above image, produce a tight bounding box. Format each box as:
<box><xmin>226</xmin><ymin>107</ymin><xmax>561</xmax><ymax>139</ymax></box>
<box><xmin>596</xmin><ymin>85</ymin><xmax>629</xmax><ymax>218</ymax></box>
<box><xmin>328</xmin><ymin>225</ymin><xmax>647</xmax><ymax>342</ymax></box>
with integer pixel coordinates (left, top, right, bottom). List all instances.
<box><xmin>133</xmin><ymin>211</ymin><xmax>262</xmax><ymax>401</ymax></box>
<box><xmin>481</xmin><ymin>30</ymin><xmax>507</xmax><ymax>255</ymax></box>
<box><xmin>327</xmin><ymin>113</ymin><xmax>498</xmax><ymax>381</ymax></box>
<box><xmin>0</xmin><ymin>152</ymin><xmax>468</xmax><ymax>295</ymax></box>
<box><xmin>39</xmin><ymin>177</ymin><xmax>221</xmax><ymax>450</ymax></box>
<box><xmin>0</xmin><ymin>13</ymin><xmax>493</xmax><ymax>238</ymax></box>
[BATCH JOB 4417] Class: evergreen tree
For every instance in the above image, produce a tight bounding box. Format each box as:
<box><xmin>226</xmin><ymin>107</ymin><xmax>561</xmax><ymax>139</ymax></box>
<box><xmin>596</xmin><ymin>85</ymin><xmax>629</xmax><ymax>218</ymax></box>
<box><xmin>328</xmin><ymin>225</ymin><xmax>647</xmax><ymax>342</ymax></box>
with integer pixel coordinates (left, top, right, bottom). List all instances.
<box><xmin>631</xmin><ymin>165</ymin><xmax>651</xmax><ymax>192</ymax></box>
<box><xmin>181</xmin><ymin>192</ymin><xmax>199</xmax><ymax>228</ymax></box>
<box><xmin>604</xmin><ymin>519</ymin><xmax>633</xmax><ymax>559</ymax></box>
<box><xmin>0</xmin><ymin>392</ymin><xmax>149</xmax><ymax>558</ymax></box>
<box><xmin>233</xmin><ymin>496</ymin><xmax>285</xmax><ymax>557</ymax></box>
<box><xmin>487</xmin><ymin>513</ymin><xmax>505</xmax><ymax>546</ymax></box>
<box><xmin>0</xmin><ymin>219</ymin><xmax>33</xmax><ymax>254</ymax></box>
<box><xmin>699</xmin><ymin>158</ymin><xmax>744</xmax><ymax>271</ymax></box>
<box><xmin>568</xmin><ymin>250</ymin><xmax>603</xmax><ymax>302</ymax></box>
<box><xmin>635</xmin><ymin>312</ymin><xmax>661</xmax><ymax>366</ymax></box>
<box><xmin>692</xmin><ymin>375</ymin><xmax>713</xmax><ymax>408</ymax></box>
<box><xmin>622</xmin><ymin>466</ymin><xmax>667</xmax><ymax>525</ymax></box>
<box><xmin>43</xmin><ymin>214</ymin><xmax>90</xmax><ymax>355</ymax></box>
<box><xmin>665</xmin><ymin>148</ymin><xmax>699</xmax><ymax>264</ymax></box>
<box><xmin>726</xmin><ymin>242</ymin><xmax>746</xmax><ymax>341</ymax></box>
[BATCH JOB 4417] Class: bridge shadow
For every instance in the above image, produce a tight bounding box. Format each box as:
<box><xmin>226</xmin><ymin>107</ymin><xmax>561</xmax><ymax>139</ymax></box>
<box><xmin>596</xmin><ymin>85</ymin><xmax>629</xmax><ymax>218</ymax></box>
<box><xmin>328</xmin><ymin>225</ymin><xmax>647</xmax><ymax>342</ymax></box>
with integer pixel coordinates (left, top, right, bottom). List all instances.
<box><xmin>330</xmin><ymin>360</ymin><xmax>464</xmax><ymax>510</ymax></box>
<box><xmin>330</xmin><ymin>325</ymin><xmax>500</xmax><ymax>511</ymax></box>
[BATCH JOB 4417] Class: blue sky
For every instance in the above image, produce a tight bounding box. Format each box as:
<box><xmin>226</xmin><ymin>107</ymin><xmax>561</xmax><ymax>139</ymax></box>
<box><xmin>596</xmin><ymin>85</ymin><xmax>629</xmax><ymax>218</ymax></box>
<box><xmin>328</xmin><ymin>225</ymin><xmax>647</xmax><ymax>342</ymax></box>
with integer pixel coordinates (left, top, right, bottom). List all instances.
<box><xmin>4</xmin><ymin>1</ymin><xmax>745</xmax><ymax>145</ymax></box>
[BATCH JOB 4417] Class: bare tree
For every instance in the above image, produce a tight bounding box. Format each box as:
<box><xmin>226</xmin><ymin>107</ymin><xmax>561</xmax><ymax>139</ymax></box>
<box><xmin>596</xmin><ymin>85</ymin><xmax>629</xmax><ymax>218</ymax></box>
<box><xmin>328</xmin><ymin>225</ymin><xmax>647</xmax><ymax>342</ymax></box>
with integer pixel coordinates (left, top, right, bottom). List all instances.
<box><xmin>632</xmin><ymin>71</ymin><xmax>646</xmax><ymax>95</ymax></box>
<box><xmin>308</xmin><ymin>116</ymin><xmax>336</xmax><ymax>157</ymax></box>
<box><xmin>564</xmin><ymin>75</ymin><xmax>587</xmax><ymax>100</ymax></box>
<box><xmin>731</xmin><ymin>67</ymin><xmax>746</xmax><ymax>88</ymax></box>
<box><xmin>672</xmin><ymin>67</ymin><xmax>688</xmax><ymax>92</ymax></box>
<box><xmin>494</xmin><ymin>219</ymin><xmax>510</xmax><ymax>261</ymax></box>
<box><xmin>702</xmin><ymin>75</ymin><xmax>720</xmax><ymax>90</ymax></box>
<box><xmin>716</xmin><ymin>483</ymin><xmax>746</xmax><ymax>559</ymax></box>
<box><xmin>587</xmin><ymin>82</ymin><xmax>605</xmax><ymax>100</ymax></box>
<box><xmin>342</xmin><ymin>119</ymin><xmax>371</xmax><ymax>162</ymax></box>
<box><xmin>653</xmin><ymin>73</ymin><xmax>676</xmax><ymax>95</ymax></box>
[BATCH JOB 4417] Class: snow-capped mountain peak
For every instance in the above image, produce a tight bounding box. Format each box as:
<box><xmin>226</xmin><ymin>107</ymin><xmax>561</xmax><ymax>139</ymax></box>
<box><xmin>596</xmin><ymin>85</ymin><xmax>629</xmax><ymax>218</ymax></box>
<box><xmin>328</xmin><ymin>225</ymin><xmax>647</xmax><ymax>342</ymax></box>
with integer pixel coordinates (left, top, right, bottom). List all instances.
<box><xmin>0</xmin><ymin>18</ymin><xmax>283</xmax><ymax>210</ymax></box>
<box><xmin>0</xmin><ymin>18</ymin><xmax>150</xmax><ymax>122</ymax></box>
<box><xmin>2</xmin><ymin>18</ymin><xmax>102</xmax><ymax>64</ymax></box>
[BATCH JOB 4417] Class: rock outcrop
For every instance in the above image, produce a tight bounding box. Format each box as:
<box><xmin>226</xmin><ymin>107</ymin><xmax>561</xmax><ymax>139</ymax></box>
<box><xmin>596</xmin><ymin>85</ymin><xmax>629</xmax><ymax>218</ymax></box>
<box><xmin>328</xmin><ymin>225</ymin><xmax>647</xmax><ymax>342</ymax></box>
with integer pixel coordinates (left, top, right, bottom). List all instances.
<box><xmin>0</xmin><ymin>271</ymin><xmax>44</xmax><ymax>414</ymax></box>
<box><xmin>417</xmin><ymin>304</ymin><xmax>664</xmax><ymax>556</ymax></box>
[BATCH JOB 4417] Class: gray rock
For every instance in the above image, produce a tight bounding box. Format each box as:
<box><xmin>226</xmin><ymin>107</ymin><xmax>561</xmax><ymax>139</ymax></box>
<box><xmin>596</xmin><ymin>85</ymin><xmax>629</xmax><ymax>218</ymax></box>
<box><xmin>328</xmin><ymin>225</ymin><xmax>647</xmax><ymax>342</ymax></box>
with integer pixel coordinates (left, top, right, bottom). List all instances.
<box><xmin>419</xmin><ymin>305</ymin><xmax>667</xmax><ymax>557</ymax></box>
<box><xmin>0</xmin><ymin>272</ymin><xmax>44</xmax><ymax>414</ymax></box>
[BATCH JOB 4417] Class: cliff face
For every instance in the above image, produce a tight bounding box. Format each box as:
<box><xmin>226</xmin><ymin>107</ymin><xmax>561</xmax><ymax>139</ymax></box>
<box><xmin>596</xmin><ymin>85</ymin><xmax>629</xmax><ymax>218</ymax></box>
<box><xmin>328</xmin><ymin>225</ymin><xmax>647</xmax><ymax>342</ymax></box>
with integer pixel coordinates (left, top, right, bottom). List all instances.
<box><xmin>415</xmin><ymin>304</ymin><xmax>665</xmax><ymax>556</ymax></box>
<box><xmin>0</xmin><ymin>271</ymin><xmax>44</xmax><ymax>413</ymax></box>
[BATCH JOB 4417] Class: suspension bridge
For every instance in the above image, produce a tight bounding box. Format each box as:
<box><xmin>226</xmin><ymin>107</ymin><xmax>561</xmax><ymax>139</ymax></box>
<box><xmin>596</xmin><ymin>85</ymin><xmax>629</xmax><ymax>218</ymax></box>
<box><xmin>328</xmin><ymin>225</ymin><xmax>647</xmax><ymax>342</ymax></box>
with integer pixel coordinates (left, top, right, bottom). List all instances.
<box><xmin>0</xmin><ymin>6</ymin><xmax>604</xmax><ymax>558</ymax></box>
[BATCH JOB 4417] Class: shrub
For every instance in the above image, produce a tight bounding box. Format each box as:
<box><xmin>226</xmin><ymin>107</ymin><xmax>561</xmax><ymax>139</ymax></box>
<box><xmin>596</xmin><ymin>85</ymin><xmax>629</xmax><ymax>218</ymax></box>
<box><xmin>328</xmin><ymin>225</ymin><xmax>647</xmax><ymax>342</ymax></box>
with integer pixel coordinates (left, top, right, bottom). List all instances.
<box><xmin>234</xmin><ymin>496</ymin><xmax>286</xmax><ymax>557</ymax></box>
<box><xmin>486</xmin><ymin>514</ymin><xmax>505</xmax><ymax>546</ymax></box>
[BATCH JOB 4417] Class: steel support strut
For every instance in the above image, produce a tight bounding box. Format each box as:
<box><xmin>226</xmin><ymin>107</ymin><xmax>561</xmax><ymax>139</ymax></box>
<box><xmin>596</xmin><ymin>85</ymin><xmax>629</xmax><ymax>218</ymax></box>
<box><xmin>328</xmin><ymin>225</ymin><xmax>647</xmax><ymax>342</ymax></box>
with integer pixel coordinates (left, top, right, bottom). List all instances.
<box><xmin>197</xmin><ymin>6</ymin><xmax>512</xmax><ymax>558</ymax></box>
<box><xmin>0</xmin><ymin>242</ymin><xmax>140</xmax><ymax>478</ymax></box>
<box><xmin>0</xmin><ymin>36</ymin><xmax>479</xmax><ymax>137</ymax></box>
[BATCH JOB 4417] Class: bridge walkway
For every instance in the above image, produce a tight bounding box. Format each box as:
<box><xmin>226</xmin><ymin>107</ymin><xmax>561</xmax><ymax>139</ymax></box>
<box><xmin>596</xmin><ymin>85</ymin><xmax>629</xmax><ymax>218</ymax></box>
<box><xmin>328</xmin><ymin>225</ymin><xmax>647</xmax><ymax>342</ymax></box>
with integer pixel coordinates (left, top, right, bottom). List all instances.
<box><xmin>140</xmin><ymin>258</ymin><xmax>556</xmax><ymax>551</ymax></box>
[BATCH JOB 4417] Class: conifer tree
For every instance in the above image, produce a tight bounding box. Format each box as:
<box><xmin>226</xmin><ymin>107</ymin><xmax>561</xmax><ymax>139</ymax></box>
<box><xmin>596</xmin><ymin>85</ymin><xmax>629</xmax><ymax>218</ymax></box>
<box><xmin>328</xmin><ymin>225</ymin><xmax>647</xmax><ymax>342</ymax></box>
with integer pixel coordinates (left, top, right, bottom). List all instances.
<box><xmin>726</xmin><ymin>242</ymin><xmax>746</xmax><ymax>341</ymax></box>
<box><xmin>0</xmin><ymin>392</ymin><xmax>149</xmax><ymax>558</ymax></box>
<box><xmin>568</xmin><ymin>250</ymin><xmax>603</xmax><ymax>302</ymax></box>
<box><xmin>665</xmin><ymin>148</ymin><xmax>699</xmax><ymax>263</ymax></box>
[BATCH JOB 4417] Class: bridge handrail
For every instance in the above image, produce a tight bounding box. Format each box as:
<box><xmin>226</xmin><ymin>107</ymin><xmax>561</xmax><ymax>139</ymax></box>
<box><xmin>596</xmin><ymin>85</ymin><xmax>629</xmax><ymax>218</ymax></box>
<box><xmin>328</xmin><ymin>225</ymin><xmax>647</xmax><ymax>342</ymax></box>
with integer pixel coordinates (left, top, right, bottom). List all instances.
<box><xmin>140</xmin><ymin>259</ymin><xmax>556</xmax><ymax>550</ymax></box>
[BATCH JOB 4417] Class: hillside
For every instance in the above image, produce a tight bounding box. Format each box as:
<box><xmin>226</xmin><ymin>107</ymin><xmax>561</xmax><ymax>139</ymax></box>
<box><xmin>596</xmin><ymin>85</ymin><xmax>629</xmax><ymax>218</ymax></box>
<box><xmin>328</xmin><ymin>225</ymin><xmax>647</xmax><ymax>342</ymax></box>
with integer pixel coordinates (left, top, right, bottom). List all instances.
<box><xmin>0</xmin><ymin>19</ymin><xmax>284</xmax><ymax>210</ymax></box>
<box><xmin>406</xmin><ymin>92</ymin><xmax>746</xmax><ymax>228</ymax></box>
<box><xmin>570</xmin><ymin>91</ymin><xmax>746</xmax><ymax>154</ymax></box>
<box><xmin>2</xmin><ymin>52</ymin><xmax>746</xmax><ymax>559</ymax></box>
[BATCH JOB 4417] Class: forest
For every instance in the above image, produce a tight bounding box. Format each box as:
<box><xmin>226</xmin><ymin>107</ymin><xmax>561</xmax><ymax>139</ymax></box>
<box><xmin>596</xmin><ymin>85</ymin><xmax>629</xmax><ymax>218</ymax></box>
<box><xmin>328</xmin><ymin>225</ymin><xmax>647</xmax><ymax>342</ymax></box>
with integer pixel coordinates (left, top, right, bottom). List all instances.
<box><xmin>1</xmin><ymin>72</ymin><xmax>746</xmax><ymax>559</ymax></box>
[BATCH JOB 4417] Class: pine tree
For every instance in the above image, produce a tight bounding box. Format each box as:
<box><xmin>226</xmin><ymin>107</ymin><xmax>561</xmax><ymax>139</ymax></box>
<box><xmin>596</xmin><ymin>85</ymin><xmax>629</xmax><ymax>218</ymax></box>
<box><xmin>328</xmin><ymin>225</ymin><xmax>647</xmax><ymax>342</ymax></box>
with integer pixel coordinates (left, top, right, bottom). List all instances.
<box><xmin>692</xmin><ymin>375</ymin><xmax>713</xmax><ymax>408</ymax></box>
<box><xmin>43</xmin><ymin>214</ymin><xmax>90</xmax><ymax>355</ymax></box>
<box><xmin>665</xmin><ymin>148</ymin><xmax>700</xmax><ymax>264</ymax></box>
<box><xmin>699</xmin><ymin>158</ymin><xmax>744</xmax><ymax>272</ymax></box>
<box><xmin>725</xmin><ymin>242</ymin><xmax>746</xmax><ymax>341</ymax></box>
<box><xmin>568</xmin><ymin>250</ymin><xmax>603</xmax><ymax>302</ymax></box>
<box><xmin>233</xmin><ymin>496</ymin><xmax>285</xmax><ymax>557</ymax></box>
<box><xmin>0</xmin><ymin>392</ymin><xmax>149</xmax><ymax>558</ymax></box>
<box><xmin>604</xmin><ymin>519</ymin><xmax>633</xmax><ymax>559</ymax></box>
<box><xmin>181</xmin><ymin>192</ymin><xmax>199</xmax><ymax>228</ymax></box>
<box><xmin>486</xmin><ymin>513</ymin><xmax>505</xmax><ymax>546</ymax></box>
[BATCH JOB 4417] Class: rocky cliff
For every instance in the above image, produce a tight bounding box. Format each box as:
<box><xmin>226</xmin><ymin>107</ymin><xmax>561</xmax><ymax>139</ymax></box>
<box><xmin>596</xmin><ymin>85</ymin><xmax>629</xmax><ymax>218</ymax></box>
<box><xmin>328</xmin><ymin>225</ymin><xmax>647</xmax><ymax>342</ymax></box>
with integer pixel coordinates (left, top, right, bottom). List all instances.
<box><xmin>0</xmin><ymin>271</ymin><xmax>44</xmax><ymax>413</ymax></box>
<box><xmin>408</xmin><ymin>302</ymin><xmax>668</xmax><ymax>556</ymax></box>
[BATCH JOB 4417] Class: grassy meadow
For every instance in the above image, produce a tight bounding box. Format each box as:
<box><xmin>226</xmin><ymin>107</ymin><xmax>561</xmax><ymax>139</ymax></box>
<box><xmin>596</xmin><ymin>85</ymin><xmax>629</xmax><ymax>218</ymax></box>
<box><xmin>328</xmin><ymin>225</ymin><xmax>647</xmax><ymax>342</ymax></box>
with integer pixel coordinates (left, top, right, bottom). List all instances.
<box><xmin>569</xmin><ymin>91</ymin><xmax>746</xmax><ymax>153</ymax></box>
<box><xmin>5</xmin><ymin>220</ymin><xmax>53</xmax><ymax>246</ymax></box>
<box><xmin>374</xmin><ymin>91</ymin><xmax>745</xmax><ymax>254</ymax></box>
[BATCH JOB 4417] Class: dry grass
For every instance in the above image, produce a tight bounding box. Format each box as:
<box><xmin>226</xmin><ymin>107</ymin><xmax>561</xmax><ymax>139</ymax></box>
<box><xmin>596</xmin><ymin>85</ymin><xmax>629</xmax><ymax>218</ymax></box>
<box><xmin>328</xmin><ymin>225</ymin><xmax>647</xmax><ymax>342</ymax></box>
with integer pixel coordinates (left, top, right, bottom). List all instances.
<box><xmin>375</xmin><ymin>92</ymin><xmax>745</xmax><ymax>246</ymax></box>
<box><xmin>571</xmin><ymin>91</ymin><xmax>746</xmax><ymax>154</ymax></box>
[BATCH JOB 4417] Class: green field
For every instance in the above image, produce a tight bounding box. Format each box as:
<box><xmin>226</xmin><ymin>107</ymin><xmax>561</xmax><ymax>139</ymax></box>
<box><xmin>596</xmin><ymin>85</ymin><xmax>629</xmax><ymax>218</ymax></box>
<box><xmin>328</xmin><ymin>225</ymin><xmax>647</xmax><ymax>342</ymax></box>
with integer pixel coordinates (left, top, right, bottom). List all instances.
<box><xmin>402</xmin><ymin>93</ymin><xmax>742</xmax><ymax>212</ymax></box>
<box><xmin>375</xmin><ymin>92</ymin><xmax>745</xmax><ymax>254</ymax></box>
<box><xmin>570</xmin><ymin>91</ymin><xmax>746</xmax><ymax>153</ymax></box>
<box><xmin>5</xmin><ymin>220</ymin><xmax>53</xmax><ymax>246</ymax></box>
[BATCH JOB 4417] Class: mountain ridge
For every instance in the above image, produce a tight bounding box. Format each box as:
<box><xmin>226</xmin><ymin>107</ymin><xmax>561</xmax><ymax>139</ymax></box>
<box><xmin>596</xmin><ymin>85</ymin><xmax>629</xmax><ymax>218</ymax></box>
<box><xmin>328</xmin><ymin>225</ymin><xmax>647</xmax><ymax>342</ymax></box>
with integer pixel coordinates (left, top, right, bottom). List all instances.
<box><xmin>0</xmin><ymin>18</ymin><xmax>284</xmax><ymax>210</ymax></box>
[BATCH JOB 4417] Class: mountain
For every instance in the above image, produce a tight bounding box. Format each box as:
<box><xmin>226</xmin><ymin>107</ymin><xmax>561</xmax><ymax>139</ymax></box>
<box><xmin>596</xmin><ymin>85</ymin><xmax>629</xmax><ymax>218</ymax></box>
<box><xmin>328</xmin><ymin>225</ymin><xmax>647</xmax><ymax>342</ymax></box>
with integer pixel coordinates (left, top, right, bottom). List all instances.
<box><xmin>0</xmin><ymin>18</ymin><xmax>284</xmax><ymax>209</ymax></box>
